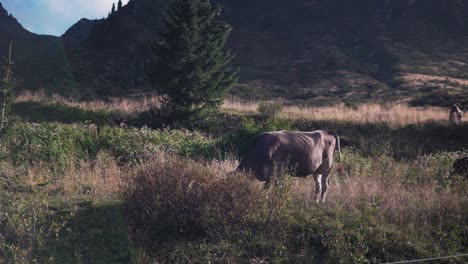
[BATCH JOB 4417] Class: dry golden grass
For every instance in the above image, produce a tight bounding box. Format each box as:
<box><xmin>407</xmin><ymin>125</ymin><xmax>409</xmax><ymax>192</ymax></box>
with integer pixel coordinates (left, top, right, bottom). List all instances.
<box><xmin>224</xmin><ymin>98</ymin><xmax>451</xmax><ymax>127</ymax></box>
<box><xmin>402</xmin><ymin>73</ymin><xmax>468</xmax><ymax>86</ymax></box>
<box><xmin>292</xmin><ymin>153</ymin><xmax>466</xmax><ymax>228</ymax></box>
<box><xmin>113</xmin><ymin>150</ymin><xmax>468</xmax><ymax>260</ymax></box>
<box><xmin>9</xmin><ymin>150</ymin><xmax>238</xmax><ymax>199</ymax></box>
<box><xmin>16</xmin><ymin>91</ymin><xmax>454</xmax><ymax>127</ymax></box>
<box><xmin>119</xmin><ymin>150</ymin><xmax>466</xmax><ymax>228</ymax></box>
<box><xmin>16</xmin><ymin>90</ymin><xmax>161</xmax><ymax>113</ymax></box>
<box><xmin>3</xmin><ymin>145</ymin><xmax>465</xmax><ymax>262</ymax></box>
<box><xmin>56</xmin><ymin>153</ymin><xmax>124</xmax><ymax>197</ymax></box>
<box><xmin>282</xmin><ymin>103</ymin><xmax>449</xmax><ymax>126</ymax></box>
<box><xmin>222</xmin><ymin>97</ymin><xmax>259</xmax><ymax>112</ymax></box>
<box><xmin>326</xmin><ymin>176</ymin><xmax>459</xmax><ymax>220</ymax></box>
<box><xmin>118</xmin><ymin>152</ymin><xmax>467</xmax><ymax>262</ymax></box>
<box><xmin>4</xmin><ymin>153</ymin><xmax>124</xmax><ymax>198</ymax></box>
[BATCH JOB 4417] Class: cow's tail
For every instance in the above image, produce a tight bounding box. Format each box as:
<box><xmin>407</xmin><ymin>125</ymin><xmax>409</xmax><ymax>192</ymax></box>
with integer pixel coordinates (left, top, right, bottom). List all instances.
<box><xmin>333</xmin><ymin>133</ymin><xmax>350</xmax><ymax>180</ymax></box>
<box><xmin>333</xmin><ymin>133</ymin><xmax>342</xmax><ymax>164</ymax></box>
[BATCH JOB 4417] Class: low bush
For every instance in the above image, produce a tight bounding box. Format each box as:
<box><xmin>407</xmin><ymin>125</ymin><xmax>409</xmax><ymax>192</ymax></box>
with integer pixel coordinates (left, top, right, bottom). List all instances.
<box><xmin>258</xmin><ymin>101</ymin><xmax>284</xmax><ymax>117</ymax></box>
<box><xmin>12</xmin><ymin>101</ymin><xmax>114</xmax><ymax>126</ymax></box>
<box><xmin>0</xmin><ymin>122</ymin><xmax>214</xmax><ymax>176</ymax></box>
<box><xmin>0</xmin><ymin>164</ymin><xmax>63</xmax><ymax>263</ymax></box>
<box><xmin>121</xmin><ymin>154</ymin><xmax>299</xmax><ymax>262</ymax></box>
<box><xmin>123</xmin><ymin>155</ymin><xmax>265</xmax><ymax>243</ymax></box>
<box><xmin>218</xmin><ymin>117</ymin><xmax>292</xmax><ymax>156</ymax></box>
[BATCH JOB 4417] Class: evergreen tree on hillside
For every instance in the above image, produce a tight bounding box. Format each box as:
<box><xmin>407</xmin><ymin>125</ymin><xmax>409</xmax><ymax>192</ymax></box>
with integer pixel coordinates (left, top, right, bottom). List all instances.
<box><xmin>111</xmin><ymin>3</ymin><xmax>116</xmax><ymax>14</ymax></box>
<box><xmin>118</xmin><ymin>0</ymin><xmax>123</xmax><ymax>11</ymax></box>
<box><xmin>150</xmin><ymin>0</ymin><xmax>238</xmax><ymax>125</ymax></box>
<box><xmin>0</xmin><ymin>41</ymin><xmax>15</xmax><ymax>131</ymax></box>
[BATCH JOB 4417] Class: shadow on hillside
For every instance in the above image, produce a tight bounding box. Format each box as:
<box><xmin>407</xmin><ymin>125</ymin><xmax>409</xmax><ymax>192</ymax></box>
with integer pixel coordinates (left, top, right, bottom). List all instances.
<box><xmin>12</xmin><ymin>101</ymin><xmax>115</xmax><ymax>125</ymax></box>
<box><xmin>41</xmin><ymin>200</ymin><xmax>133</xmax><ymax>263</ymax></box>
<box><xmin>294</xmin><ymin>119</ymin><xmax>468</xmax><ymax>159</ymax></box>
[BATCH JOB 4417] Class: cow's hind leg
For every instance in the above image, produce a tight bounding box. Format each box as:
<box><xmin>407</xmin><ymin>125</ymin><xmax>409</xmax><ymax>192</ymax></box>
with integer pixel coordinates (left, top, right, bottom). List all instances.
<box><xmin>320</xmin><ymin>169</ymin><xmax>331</xmax><ymax>203</ymax></box>
<box><xmin>313</xmin><ymin>172</ymin><xmax>322</xmax><ymax>203</ymax></box>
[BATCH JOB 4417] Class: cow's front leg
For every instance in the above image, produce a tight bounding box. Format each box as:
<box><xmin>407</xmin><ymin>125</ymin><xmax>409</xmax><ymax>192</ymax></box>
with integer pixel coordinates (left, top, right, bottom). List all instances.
<box><xmin>313</xmin><ymin>173</ymin><xmax>322</xmax><ymax>203</ymax></box>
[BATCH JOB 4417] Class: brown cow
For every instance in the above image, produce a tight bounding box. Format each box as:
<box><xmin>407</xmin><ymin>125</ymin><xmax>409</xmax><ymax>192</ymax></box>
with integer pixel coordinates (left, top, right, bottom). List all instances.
<box><xmin>237</xmin><ymin>130</ymin><xmax>342</xmax><ymax>203</ymax></box>
<box><xmin>449</xmin><ymin>104</ymin><xmax>463</xmax><ymax>125</ymax></box>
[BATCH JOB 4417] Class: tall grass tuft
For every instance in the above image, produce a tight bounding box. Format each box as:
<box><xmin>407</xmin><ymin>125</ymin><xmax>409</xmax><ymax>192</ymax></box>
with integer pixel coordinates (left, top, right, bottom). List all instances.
<box><xmin>122</xmin><ymin>154</ymin><xmax>263</xmax><ymax>243</ymax></box>
<box><xmin>121</xmin><ymin>153</ymin><xmax>297</xmax><ymax>261</ymax></box>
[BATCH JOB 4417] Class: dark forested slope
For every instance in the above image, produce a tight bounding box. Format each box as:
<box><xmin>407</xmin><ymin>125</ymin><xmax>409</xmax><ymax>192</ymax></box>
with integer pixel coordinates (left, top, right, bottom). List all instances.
<box><xmin>0</xmin><ymin>3</ymin><xmax>74</xmax><ymax>94</ymax></box>
<box><xmin>2</xmin><ymin>0</ymin><xmax>468</xmax><ymax>104</ymax></box>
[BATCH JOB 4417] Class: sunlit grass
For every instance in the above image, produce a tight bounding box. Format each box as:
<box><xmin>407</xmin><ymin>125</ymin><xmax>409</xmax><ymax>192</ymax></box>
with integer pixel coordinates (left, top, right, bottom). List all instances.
<box><xmin>17</xmin><ymin>91</ymin><xmax>454</xmax><ymax>128</ymax></box>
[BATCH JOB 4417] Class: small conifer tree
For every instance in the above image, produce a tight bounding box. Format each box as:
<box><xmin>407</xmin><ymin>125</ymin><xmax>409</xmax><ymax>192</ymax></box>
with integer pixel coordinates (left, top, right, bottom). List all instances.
<box><xmin>111</xmin><ymin>3</ymin><xmax>116</xmax><ymax>14</ymax></box>
<box><xmin>0</xmin><ymin>41</ymin><xmax>15</xmax><ymax>130</ymax></box>
<box><xmin>150</xmin><ymin>0</ymin><xmax>238</xmax><ymax>125</ymax></box>
<box><xmin>118</xmin><ymin>0</ymin><xmax>123</xmax><ymax>10</ymax></box>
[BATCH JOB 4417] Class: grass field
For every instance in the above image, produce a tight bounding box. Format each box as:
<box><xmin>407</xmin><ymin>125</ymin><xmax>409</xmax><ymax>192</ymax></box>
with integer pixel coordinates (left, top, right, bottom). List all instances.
<box><xmin>16</xmin><ymin>90</ymin><xmax>454</xmax><ymax>126</ymax></box>
<box><xmin>1</xmin><ymin>93</ymin><xmax>467</xmax><ymax>263</ymax></box>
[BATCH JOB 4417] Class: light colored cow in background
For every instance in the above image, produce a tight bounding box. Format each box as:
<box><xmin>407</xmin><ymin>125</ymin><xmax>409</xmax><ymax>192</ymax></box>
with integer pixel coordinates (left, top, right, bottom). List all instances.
<box><xmin>236</xmin><ymin>130</ymin><xmax>343</xmax><ymax>203</ymax></box>
<box><xmin>449</xmin><ymin>104</ymin><xmax>463</xmax><ymax>125</ymax></box>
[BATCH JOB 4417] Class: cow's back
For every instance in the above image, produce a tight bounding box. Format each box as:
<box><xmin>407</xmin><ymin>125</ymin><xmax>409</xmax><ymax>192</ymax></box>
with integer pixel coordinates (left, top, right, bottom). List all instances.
<box><xmin>237</xmin><ymin>131</ymin><xmax>333</xmax><ymax>178</ymax></box>
<box><xmin>278</xmin><ymin>131</ymin><xmax>337</xmax><ymax>175</ymax></box>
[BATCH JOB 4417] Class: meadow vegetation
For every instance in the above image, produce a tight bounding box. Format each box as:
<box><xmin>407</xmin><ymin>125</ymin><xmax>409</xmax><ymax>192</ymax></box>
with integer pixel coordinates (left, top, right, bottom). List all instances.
<box><xmin>18</xmin><ymin>91</ymin><xmax>452</xmax><ymax>127</ymax></box>
<box><xmin>0</xmin><ymin>93</ymin><xmax>467</xmax><ymax>263</ymax></box>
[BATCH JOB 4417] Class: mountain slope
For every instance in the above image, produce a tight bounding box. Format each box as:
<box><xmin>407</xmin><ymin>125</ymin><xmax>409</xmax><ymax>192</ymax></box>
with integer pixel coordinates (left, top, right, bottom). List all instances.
<box><xmin>2</xmin><ymin>0</ymin><xmax>468</xmax><ymax>105</ymax></box>
<box><xmin>0</xmin><ymin>3</ymin><xmax>75</xmax><ymax>94</ymax></box>
<box><xmin>62</xmin><ymin>0</ymin><xmax>166</xmax><ymax>97</ymax></box>
<box><xmin>61</xmin><ymin>0</ymin><xmax>468</xmax><ymax>105</ymax></box>
<box><xmin>0</xmin><ymin>3</ymin><xmax>30</xmax><ymax>38</ymax></box>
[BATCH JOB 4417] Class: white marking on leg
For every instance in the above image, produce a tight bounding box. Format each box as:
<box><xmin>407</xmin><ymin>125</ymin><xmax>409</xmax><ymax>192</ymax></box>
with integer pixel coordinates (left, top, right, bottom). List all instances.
<box><xmin>314</xmin><ymin>174</ymin><xmax>322</xmax><ymax>203</ymax></box>
<box><xmin>321</xmin><ymin>172</ymin><xmax>330</xmax><ymax>203</ymax></box>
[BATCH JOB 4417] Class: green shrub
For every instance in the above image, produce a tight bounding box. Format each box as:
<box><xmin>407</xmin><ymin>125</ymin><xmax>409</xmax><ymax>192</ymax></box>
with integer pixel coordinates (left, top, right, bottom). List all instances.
<box><xmin>0</xmin><ymin>186</ymin><xmax>63</xmax><ymax>262</ymax></box>
<box><xmin>258</xmin><ymin>102</ymin><xmax>284</xmax><ymax>117</ymax></box>
<box><xmin>0</xmin><ymin>122</ymin><xmax>215</xmax><ymax>175</ymax></box>
<box><xmin>344</xmin><ymin>101</ymin><xmax>360</xmax><ymax>110</ymax></box>
<box><xmin>218</xmin><ymin>117</ymin><xmax>292</xmax><ymax>156</ymax></box>
<box><xmin>11</xmin><ymin>101</ymin><xmax>114</xmax><ymax>126</ymax></box>
<box><xmin>3</xmin><ymin>122</ymin><xmax>97</xmax><ymax>174</ymax></box>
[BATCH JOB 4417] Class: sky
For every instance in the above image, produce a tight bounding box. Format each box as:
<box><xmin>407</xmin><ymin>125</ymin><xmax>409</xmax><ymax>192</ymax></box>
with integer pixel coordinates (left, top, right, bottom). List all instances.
<box><xmin>1</xmin><ymin>0</ymin><xmax>130</xmax><ymax>36</ymax></box>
